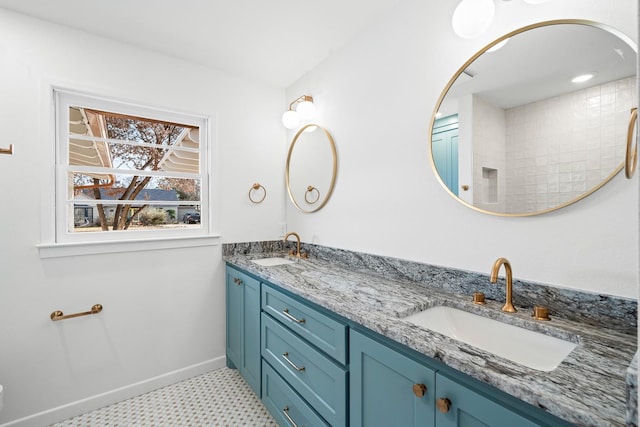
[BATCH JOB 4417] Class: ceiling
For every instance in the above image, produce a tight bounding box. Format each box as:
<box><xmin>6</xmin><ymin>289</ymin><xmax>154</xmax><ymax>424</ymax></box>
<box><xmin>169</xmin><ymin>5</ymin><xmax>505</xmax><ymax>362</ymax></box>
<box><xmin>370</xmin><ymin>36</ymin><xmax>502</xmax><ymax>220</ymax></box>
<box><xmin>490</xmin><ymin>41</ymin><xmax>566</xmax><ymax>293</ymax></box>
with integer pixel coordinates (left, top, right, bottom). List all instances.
<box><xmin>444</xmin><ymin>22</ymin><xmax>636</xmax><ymax>110</ymax></box>
<box><xmin>0</xmin><ymin>0</ymin><xmax>401</xmax><ymax>89</ymax></box>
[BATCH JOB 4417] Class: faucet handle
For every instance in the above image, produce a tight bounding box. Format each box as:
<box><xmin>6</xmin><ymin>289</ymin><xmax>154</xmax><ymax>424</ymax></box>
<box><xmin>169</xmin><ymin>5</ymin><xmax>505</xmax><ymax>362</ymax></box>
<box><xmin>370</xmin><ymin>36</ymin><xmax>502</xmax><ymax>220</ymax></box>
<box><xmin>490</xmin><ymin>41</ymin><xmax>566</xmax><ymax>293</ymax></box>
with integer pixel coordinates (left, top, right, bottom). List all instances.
<box><xmin>532</xmin><ymin>306</ymin><xmax>551</xmax><ymax>321</ymax></box>
<box><xmin>472</xmin><ymin>292</ymin><xmax>486</xmax><ymax>305</ymax></box>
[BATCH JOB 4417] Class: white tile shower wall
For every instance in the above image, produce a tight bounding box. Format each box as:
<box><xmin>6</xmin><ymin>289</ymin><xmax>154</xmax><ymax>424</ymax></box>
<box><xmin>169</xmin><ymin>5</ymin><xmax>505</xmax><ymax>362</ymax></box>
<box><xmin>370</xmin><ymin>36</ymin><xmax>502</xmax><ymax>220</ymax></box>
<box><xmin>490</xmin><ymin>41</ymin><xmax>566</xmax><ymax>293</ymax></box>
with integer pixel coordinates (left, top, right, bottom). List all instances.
<box><xmin>504</xmin><ymin>76</ymin><xmax>636</xmax><ymax>213</ymax></box>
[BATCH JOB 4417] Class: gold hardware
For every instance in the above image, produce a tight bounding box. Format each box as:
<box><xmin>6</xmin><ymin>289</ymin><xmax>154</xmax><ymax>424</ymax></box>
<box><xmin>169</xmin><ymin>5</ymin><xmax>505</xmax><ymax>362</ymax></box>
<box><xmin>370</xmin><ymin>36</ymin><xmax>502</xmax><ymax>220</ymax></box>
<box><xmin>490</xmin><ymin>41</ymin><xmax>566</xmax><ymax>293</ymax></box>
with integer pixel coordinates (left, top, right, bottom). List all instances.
<box><xmin>436</xmin><ymin>397</ymin><xmax>451</xmax><ymax>413</ymax></box>
<box><xmin>233</xmin><ymin>277</ymin><xmax>243</xmax><ymax>286</ymax></box>
<box><xmin>287</xmin><ymin>95</ymin><xmax>313</xmax><ymax>112</ymax></box>
<box><xmin>285</xmin><ymin>124</ymin><xmax>338</xmax><ymax>213</ymax></box>
<box><xmin>412</xmin><ymin>383</ymin><xmax>427</xmax><ymax>398</ymax></box>
<box><xmin>282</xmin><ymin>406</ymin><xmax>299</xmax><ymax>427</ymax></box>
<box><xmin>282</xmin><ymin>352</ymin><xmax>305</xmax><ymax>371</ymax></box>
<box><xmin>282</xmin><ymin>308</ymin><xmax>305</xmax><ymax>324</ymax></box>
<box><xmin>533</xmin><ymin>306</ymin><xmax>551</xmax><ymax>321</ymax></box>
<box><xmin>284</xmin><ymin>231</ymin><xmax>307</xmax><ymax>258</ymax></box>
<box><xmin>490</xmin><ymin>258</ymin><xmax>517</xmax><ymax>313</ymax></box>
<box><xmin>248</xmin><ymin>183</ymin><xmax>266</xmax><ymax>204</ymax></box>
<box><xmin>50</xmin><ymin>304</ymin><xmax>103</xmax><ymax>321</ymax></box>
<box><xmin>472</xmin><ymin>292</ymin><xmax>486</xmax><ymax>305</ymax></box>
<box><xmin>304</xmin><ymin>185</ymin><xmax>320</xmax><ymax>204</ymax></box>
<box><xmin>0</xmin><ymin>144</ymin><xmax>13</xmax><ymax>155</ymax></box>
<box><xmin>625</xmin><ymin>107</ymin><xmax>637</xmax><ymax>179</ymax></box>
<box><xmin>461</xmin><ymin>184</ymin><xmax>469</xmax><ymax>191</ymax></box>
<box><xmin>429</xmin><ymin>20</ymin><xmax>633</xmax><ymax>218</ymax></box>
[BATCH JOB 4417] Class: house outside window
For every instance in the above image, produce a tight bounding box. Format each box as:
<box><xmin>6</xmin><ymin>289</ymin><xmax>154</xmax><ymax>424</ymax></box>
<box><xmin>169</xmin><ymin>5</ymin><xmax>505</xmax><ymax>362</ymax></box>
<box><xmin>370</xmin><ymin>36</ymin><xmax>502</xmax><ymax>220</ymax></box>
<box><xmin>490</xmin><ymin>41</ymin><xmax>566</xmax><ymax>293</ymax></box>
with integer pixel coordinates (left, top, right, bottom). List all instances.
<box><xmin>53</xmin><ymin>89</ymin><xmax>210</xmax><ymax>246</ymax></box>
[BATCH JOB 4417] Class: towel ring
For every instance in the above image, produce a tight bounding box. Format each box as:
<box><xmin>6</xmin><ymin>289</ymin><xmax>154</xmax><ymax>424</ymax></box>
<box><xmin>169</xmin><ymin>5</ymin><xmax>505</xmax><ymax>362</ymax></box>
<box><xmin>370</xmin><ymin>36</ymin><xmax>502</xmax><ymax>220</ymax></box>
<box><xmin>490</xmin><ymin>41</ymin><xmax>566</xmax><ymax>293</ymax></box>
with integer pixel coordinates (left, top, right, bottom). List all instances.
<box><xmin>249</xmin><ymin>183</ymin><xmax>266</xmax><ymax>204</ymax></box>
<box><xmin>304</xmin><ymin>186</ymin><xmax>320</xmax><ymax>204</ymax></box>
<box><xmin>625</xmin><ymin>107</ymin><xmax>637</xmax><ymax>179</ymax></box>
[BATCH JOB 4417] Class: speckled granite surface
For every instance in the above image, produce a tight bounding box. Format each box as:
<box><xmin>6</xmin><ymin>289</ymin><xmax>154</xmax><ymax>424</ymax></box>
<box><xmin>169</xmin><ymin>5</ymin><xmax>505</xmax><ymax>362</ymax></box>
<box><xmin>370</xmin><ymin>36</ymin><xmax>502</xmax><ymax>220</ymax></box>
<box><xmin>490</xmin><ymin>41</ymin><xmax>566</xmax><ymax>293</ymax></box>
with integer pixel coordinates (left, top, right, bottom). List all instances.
<box><xmin>628</xmin><ymin>352</ymin><xmax>638</xmax><ymax>427</ymax></box>
<box><xmin>223</xmin><ymin>242</ymin><xmax>637</xmax><ymax>427</ymax></box>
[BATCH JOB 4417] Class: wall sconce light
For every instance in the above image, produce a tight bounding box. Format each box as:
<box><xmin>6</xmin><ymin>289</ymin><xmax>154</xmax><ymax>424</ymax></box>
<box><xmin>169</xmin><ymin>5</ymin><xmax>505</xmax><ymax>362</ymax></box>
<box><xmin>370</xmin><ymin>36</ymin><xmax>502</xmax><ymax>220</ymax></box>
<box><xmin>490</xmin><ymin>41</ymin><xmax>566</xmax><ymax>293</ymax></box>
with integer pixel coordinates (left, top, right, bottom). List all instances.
<box><xmin>452</xmin><ymin>0</ymin><xmax>550</xmax><ymax>39</ymax></box>
<box><xmin>282</xmin><ymin>95</ymin><xmax>316</xmax><ymax>129</ymax></box>
<box><xmin>452</xmin><ymin>0</ymin><xmax>495</xmax><ymax>39</ymax></box>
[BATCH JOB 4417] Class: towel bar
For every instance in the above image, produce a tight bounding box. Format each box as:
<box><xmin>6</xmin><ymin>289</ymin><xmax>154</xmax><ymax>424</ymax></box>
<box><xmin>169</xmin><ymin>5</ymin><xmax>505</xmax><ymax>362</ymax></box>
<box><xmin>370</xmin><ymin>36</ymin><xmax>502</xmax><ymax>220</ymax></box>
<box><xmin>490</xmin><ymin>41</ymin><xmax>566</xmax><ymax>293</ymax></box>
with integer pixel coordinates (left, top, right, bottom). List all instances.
<box><xmin>50</xmin><ymin>304</ymin><xmax>103</xmax><ymax>321</ymax></box>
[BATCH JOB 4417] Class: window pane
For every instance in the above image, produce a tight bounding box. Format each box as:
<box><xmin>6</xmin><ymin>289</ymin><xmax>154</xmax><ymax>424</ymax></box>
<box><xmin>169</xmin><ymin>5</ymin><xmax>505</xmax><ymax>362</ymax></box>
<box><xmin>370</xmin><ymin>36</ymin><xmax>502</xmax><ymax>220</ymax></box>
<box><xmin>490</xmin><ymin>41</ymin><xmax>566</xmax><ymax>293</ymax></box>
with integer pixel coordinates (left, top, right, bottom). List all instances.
<box><xmin>71</xmin><ymin>203</ymin><xmax>201</xmax><ymax>232</ymax></box>
<box><xmin>62</xmin><ymin>100</ymin><xmax>205</xmax><ymax>236</ymax></box>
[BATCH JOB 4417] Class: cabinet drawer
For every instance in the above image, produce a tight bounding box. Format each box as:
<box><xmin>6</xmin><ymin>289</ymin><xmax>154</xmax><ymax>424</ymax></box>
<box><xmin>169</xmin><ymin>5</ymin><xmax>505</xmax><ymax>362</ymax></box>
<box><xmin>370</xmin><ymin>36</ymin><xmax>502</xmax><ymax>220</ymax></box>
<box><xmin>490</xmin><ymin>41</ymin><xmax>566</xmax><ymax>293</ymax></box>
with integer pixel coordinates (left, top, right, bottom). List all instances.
<box><xmin>262</xmin><ymin>285</ymin><xmax>347</xmax><ymax>364</ymax></box>
<box><xmin>262</xmin><ymin>313</ymin><xmax>347</xmax><ymax>426</ymax></box>
<box><xmin>262</xmin><ymin>361</ymin><xmax>329</xmax><ymax>427</ymax></box>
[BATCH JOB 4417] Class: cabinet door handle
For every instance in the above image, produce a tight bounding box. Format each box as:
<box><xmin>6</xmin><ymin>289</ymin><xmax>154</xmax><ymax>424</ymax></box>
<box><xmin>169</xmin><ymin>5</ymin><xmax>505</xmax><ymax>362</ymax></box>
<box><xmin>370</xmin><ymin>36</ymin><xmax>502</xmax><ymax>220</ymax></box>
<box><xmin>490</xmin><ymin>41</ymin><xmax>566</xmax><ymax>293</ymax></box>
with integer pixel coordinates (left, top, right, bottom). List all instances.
<box><xmin>233</xmin><ymin>277</ymin><xmax>243</xmax><ymax>286</ymax></box>
<box><xmin>437</xmin><ymin>397</ymin><xmax>451</xmax><ymax>413</ymax></box>
<box><xmin>282</xmin><ymin>352</ymin><xmax>305</xmax><ymax>371</ymax></box>
<box><xmin>282</xmin><ymin>308</ymin><xmax>305</xmax><ymax>323</ymax></box>
<box><xmin>412</xmin><ymin>383</ymin><xmax>427</xmax><ymax>397</ymax></box>
<box><xmin>282</xmin><ymin>406</ymin><xmax>299</xmax><ymax>427</ymax></box>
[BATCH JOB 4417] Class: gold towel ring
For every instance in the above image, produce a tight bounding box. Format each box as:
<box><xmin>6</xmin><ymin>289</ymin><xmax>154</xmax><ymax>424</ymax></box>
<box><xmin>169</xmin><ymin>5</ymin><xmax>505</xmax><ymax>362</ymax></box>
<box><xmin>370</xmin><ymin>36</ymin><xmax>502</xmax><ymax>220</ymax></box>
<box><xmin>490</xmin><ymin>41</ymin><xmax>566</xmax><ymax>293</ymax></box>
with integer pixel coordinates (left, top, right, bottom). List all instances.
<box><xmin>625</xmin><ymin>107</ymin><xmax>638</xmax><ymax>179</ymax></box>
<box><xmin>304</xmin><ymin>185</ymin><xmax>320</xmax><ymax>204</ymax></box>
<box><xmin>249</xmin><ymin>183</ymin><xmax>266</xmax><ymax>204</ymax></box>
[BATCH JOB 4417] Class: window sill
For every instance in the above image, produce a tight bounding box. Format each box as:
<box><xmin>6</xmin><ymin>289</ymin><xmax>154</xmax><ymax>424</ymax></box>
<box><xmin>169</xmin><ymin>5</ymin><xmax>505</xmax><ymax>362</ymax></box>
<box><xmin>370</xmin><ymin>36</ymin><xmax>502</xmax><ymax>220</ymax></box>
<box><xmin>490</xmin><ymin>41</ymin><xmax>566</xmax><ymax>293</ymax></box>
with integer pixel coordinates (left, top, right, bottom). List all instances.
<box><xmin>37</xmin><ymin>235</ymin><xmax>221</xmax><ymax>259</ymax></box>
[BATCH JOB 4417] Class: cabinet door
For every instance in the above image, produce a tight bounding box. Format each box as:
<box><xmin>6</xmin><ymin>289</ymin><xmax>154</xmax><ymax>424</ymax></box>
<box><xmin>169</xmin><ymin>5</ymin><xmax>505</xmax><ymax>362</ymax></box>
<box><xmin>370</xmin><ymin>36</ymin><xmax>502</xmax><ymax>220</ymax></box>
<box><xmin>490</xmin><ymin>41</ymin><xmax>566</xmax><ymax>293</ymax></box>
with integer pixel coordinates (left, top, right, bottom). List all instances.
<box><xmin>350</xmin><ymin>330</ymin><xmax>436</xmax><ymax>427</ymax></box>
<box><xmin>432</xmin><ymin>114</ymin><xmax>459</xmax><ymax>196</ymax></box>
<box><xmin>226</xmin><ymin>268</ymin><xmax>243</xmax><ymax>369</ymax></box>
<box><xmin>435</xmin><ymin>374</ymin><xmax>540</xmax><ymax>427</ymax></box>
<box><xmin>226</xmin><ymin>267</ymin><xmax>261</xmax><ymax>396</ymax></box>
<box><xmin>241</xmin><ymin>273</ymin><xmax>261</xmax><ymax>396</ymax></box>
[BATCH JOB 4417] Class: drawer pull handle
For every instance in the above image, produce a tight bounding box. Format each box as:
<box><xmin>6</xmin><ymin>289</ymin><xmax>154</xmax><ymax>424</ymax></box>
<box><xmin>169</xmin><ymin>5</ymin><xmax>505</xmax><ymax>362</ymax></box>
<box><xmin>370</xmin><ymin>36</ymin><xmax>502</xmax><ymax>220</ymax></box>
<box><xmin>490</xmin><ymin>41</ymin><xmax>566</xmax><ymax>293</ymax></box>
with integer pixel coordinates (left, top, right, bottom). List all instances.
<box><xmin>412</xmin><ymin>383</ymin><xmax>427</xmax><ymax>397</ymax></box>
<box><xmin>233</xmin><ymin>277</ymin><xmax>243</xmax><ymax>286</ymax></box>
<box><xmin>282</xmin><ymin>406</ymin><xmax>299</xmax><ymax>427</ymax></box>
<box><xmin>282</xmin><ymin>352</ymin><xmax>305</xmax><ymax>371</ymax></box>
<box><xmin>437</xmin><ymin>397</ymin><xmax>451</xmax><ymax>413</ymax></box>
<box><xmin>282</xmin><ymin>308</ymin><xmax>305</xmax><ymax>323</ymax></box>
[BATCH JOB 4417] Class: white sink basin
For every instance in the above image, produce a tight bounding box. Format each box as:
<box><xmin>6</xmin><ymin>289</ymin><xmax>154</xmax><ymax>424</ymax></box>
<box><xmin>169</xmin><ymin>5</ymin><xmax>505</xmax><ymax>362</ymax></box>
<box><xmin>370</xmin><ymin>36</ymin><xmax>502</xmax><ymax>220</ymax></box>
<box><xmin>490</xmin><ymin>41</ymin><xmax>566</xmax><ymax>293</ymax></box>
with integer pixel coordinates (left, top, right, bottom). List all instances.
<box><xmin>402</xmin><ymin>306</ymin><xmax>576</xmax><ymax>372</ymax></box>
<box><xmin>251</xmin><ymin>257</ymin><xmax>296</xmax><ymax>267</ymax></box>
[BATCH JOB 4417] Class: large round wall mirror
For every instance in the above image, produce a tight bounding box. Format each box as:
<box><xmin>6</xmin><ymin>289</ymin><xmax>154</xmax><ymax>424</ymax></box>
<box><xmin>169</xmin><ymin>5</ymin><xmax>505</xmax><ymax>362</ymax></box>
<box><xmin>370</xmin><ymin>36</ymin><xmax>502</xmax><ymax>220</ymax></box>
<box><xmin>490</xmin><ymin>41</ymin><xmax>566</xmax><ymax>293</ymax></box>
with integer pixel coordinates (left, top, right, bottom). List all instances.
<box><xmin>286</xmin><ymin>124</ymin><xmax>338</xmax><ymax>213</ymax></box>
<box><xmin>429</xmin><ymin>20</ymin><xmax>637</xmax><ymax>216</ymax></box>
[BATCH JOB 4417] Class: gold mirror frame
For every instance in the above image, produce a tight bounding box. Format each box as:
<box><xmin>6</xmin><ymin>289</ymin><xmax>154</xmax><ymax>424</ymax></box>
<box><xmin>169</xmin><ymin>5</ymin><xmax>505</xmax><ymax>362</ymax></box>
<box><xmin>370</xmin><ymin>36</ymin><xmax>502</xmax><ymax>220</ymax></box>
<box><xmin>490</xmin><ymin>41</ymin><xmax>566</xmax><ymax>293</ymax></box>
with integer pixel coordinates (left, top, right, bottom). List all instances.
<box><xmin>286</xmin><ymin>124</ymin><xmax>338</xmax><ymax>213</ymax></box>
<box><xmin>429</xmin><ymin>19</ymin><xmax>637</xmax><ymax>217</ymax></box>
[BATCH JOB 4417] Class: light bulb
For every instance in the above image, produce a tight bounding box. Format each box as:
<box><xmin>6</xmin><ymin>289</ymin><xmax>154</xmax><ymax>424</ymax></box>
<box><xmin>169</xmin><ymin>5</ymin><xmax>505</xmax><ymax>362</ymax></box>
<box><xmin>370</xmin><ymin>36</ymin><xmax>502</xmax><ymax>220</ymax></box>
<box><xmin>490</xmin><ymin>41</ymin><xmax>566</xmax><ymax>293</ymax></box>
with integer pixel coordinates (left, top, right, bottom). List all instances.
<box><xmin>282</xmin><ymin>110</ymin><xmax>300</xmax><ymax>129</ymax></box>
<box><xmin>452</xmin><ymin>0</ymin><xmax>495</xmax><ymax>39</ymax></box>
<box><xmin>296</xmin><ymin>100</ymin><xmax>316</xmax><ymax>120</ymax></box>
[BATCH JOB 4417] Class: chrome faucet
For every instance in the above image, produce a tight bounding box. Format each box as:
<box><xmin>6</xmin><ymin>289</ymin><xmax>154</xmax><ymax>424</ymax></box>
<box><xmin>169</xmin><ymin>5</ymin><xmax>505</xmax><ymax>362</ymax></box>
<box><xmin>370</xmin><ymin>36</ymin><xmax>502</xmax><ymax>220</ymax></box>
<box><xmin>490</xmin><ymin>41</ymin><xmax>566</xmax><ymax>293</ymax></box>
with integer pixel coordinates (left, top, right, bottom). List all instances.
<box><xmin>490</xmin><ymin>257</ymin><xmax>517</xmax><ymax>313</ymax></box>
<box><xmin>283</xmin><ymin>232</ymin><xmax>306</xmax><ymax>258</ymax></box>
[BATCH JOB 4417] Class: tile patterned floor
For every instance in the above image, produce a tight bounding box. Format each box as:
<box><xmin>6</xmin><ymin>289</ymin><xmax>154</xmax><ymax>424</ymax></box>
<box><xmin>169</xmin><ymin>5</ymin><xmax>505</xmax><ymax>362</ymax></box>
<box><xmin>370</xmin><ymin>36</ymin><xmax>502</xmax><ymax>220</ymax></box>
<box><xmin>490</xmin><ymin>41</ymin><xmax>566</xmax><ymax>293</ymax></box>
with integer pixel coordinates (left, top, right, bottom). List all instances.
<box><xmin>50</xmin><ymin>368</ymin><xmax>278</xmax><ymax>427</ymax></box>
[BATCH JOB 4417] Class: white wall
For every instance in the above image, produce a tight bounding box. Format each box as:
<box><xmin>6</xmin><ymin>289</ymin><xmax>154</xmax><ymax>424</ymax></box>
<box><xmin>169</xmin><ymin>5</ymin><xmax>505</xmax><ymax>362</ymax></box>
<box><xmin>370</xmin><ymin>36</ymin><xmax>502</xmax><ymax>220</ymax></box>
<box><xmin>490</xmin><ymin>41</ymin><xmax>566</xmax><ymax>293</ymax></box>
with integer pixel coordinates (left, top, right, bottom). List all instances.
<box><xmin>285</xmin><ymin>0</ymin><xmax>639</xmax><ymax>298</ymax></box>
<box><xmin>472</xmin><ymin>95</ymin><xmax>506</xmax><ymax>212</ymax></box>
<box><xmin>0</xmin><ymin>9</ymin><xmax>286</xmax><ymax>426</ymax></box>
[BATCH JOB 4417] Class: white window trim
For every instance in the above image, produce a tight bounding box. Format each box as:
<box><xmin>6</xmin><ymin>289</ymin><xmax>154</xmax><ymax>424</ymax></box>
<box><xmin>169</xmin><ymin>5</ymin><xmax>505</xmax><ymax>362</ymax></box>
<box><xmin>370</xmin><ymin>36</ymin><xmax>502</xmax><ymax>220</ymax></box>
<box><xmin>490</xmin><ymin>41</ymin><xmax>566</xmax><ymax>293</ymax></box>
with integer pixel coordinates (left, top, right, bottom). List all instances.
<box><xmin>39</xmin><ymin>86</ymin><xmax>219</xmax><ymax>258</ymax></box>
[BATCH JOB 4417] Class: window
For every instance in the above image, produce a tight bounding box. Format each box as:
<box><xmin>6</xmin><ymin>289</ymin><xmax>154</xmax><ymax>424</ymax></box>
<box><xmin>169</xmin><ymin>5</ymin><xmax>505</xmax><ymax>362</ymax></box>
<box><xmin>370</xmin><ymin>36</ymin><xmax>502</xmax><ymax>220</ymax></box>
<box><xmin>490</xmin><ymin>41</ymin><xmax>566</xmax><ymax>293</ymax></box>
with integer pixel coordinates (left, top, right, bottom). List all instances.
<box><xmin>51</xmin><ymin>89</ymin><xmax>211</xmax><ymax>248</ymax></box>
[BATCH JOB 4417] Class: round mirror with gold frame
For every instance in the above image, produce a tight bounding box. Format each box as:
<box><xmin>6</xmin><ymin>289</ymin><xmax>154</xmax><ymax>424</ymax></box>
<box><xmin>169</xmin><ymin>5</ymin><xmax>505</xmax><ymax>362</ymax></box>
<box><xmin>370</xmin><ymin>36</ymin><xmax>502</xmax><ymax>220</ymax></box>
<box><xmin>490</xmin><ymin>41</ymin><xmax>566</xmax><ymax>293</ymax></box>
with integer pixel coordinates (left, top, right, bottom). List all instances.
<box><xmin>429</xmin><ymin>20</ymin><xmax>637</xmax><ymax>216</ymax></box>
<box><xmin>286</xmin><ymin>124</ymin><xmax>338</xmax><ymax>213</ymax></box>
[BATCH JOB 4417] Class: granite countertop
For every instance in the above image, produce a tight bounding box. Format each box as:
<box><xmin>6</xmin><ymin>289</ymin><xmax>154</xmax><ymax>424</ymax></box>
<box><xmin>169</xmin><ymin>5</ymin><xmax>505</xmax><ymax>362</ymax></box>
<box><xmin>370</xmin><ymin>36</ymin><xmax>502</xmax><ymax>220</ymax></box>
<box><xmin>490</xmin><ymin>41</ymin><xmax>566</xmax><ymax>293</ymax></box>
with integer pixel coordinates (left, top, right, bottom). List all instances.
<box><xmin>224</xmin><ymin>251</ymin><xmax>637</xmax><ymax>427</ymax></box>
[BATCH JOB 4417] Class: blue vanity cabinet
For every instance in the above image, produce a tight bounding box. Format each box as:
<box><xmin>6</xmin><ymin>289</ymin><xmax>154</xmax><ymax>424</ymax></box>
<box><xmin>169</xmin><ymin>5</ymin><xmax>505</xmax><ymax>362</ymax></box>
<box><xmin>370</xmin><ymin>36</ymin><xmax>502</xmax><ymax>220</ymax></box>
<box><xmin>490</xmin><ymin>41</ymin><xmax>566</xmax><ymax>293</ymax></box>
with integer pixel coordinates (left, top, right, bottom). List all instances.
<box><xmin>226</xmin><ymin>266</ymin><xmax>261</xmax><ymax>397</ymax></box>
<box><xmin>261</xmin><ymin>284</ymin><xmax>348</xmax><ymax>427</ymax></box>
<box><xmin>351</xmin><ymin>329</ymin><xmax>572</xmax><ymax>427</ymax></box>
<box><xmin>350</xmin><ymin>329</ymin><xmax>436</xmax><ymax>427</ymax></box>
<box><xmin>434</xmin><ymin>373</ymin><xmax>540</xmax><ymax>427</ymax></box>
<box><xmin>262</xmin><ymin>362</ymin><xmax>330</xmax><ymax>427</ymax></box>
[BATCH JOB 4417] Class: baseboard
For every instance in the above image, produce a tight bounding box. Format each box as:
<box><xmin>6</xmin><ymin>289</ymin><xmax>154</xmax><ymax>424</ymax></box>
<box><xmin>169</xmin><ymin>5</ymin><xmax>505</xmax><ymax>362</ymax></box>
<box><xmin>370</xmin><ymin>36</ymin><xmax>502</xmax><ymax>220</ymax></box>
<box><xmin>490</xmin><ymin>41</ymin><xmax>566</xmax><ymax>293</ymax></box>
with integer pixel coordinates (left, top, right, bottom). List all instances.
<box><xmin>0</xmin><ymin>356</ymin><xmax>226</xmax><ymax>427</ymax></box>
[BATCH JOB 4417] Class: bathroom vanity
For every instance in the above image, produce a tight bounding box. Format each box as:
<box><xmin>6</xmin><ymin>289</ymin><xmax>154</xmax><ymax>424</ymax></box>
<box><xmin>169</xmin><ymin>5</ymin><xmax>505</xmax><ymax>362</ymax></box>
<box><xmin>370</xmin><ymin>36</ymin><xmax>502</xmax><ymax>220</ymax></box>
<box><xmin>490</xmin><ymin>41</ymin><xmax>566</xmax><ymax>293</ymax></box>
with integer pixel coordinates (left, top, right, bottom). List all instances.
<box><xmin>224</xmin><ymin>243</ymin><xmax>637</xmax><ymax>427</ymax></box>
